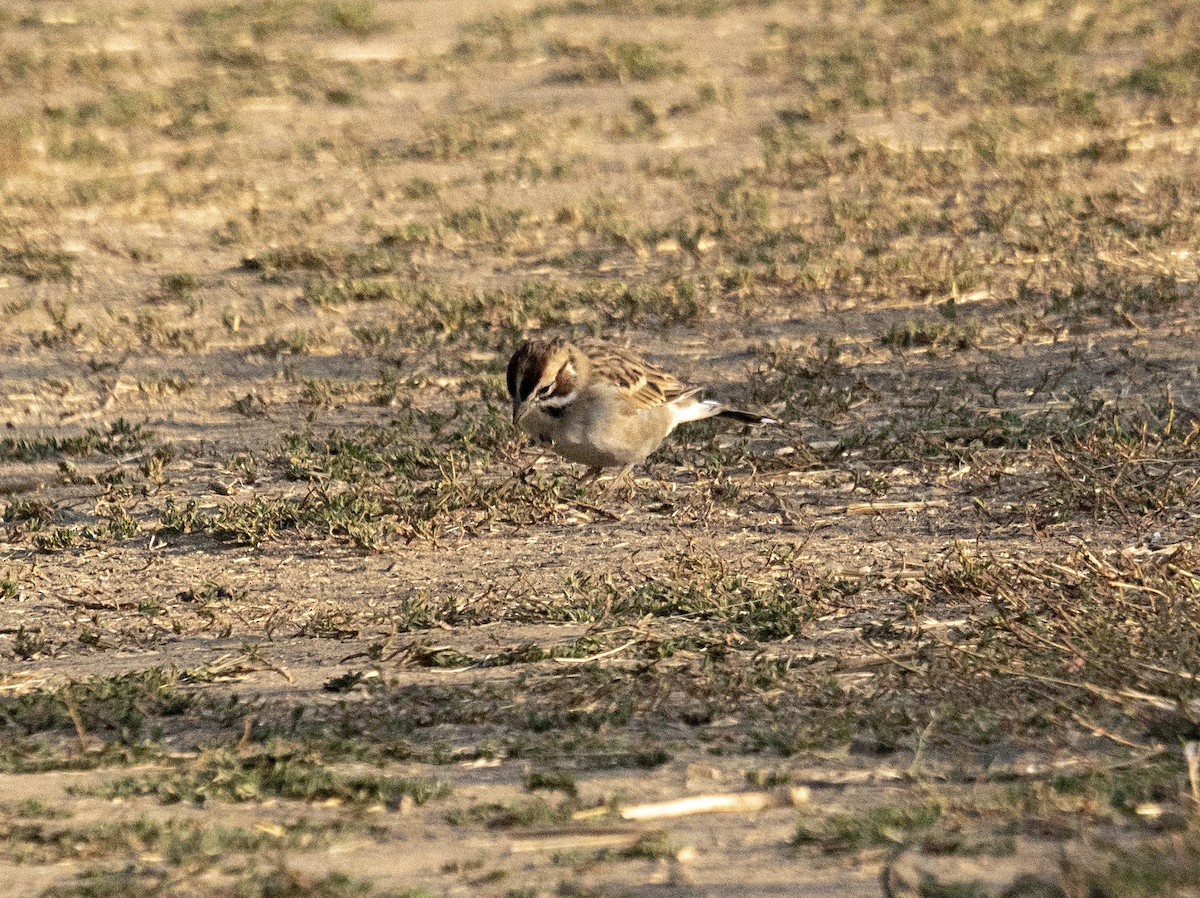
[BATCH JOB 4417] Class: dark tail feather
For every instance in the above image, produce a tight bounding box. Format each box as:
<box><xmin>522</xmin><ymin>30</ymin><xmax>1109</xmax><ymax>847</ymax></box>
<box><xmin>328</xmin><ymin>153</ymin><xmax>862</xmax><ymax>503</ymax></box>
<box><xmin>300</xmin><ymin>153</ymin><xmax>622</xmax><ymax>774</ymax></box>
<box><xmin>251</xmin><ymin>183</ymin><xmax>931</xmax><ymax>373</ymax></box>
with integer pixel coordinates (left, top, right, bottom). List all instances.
<box><xmin>716</xmin><ymin>408</ymin><xmax>780</xmax><ymax>426</ymax></box>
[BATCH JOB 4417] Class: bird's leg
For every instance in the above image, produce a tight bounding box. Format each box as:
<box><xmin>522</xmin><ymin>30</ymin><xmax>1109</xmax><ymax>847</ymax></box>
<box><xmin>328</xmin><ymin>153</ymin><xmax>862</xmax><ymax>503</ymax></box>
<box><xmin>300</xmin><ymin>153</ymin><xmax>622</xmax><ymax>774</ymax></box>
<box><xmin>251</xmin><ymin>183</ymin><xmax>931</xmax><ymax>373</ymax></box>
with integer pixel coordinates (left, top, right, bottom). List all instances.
<box><xmin>603</xmin><ymin>464</ymin><xmax>637</xmax><ymax>500</ymax></box>
<box><xmin>577</xmin><ymin>466</ymin><xmax>604</xmax><ymax>490</ymax></box>
<box><xmin>517</xmin><ymin>450</ymin><xmax>547</xmax><ymax>481</ymax></box>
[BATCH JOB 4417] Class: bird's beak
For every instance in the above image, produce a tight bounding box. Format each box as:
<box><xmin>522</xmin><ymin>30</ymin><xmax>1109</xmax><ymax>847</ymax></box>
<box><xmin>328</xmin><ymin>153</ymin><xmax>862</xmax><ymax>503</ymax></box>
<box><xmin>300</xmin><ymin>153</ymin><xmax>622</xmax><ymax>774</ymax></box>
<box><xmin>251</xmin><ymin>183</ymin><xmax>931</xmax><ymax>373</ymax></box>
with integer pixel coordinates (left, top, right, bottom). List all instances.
<box><xmin>512</xmin><ymin>398</ymin><xmax>523</xmax><ymax>427</ymax></box>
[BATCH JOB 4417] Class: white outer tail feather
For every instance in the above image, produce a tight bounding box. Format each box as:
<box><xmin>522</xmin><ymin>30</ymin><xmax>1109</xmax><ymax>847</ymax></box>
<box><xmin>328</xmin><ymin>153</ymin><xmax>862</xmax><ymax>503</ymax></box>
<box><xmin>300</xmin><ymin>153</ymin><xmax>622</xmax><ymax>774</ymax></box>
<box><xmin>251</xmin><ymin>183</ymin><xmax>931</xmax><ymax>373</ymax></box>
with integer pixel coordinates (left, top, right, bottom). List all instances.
<box><xmin>669</xmin><ymin>397</ymin><xmax>779</xmax><ymax>428</ymax></box>
<box><xmin>671</xmin><ymin>398</ymin><xmax>724</xmax><ymax>425</ymax></box>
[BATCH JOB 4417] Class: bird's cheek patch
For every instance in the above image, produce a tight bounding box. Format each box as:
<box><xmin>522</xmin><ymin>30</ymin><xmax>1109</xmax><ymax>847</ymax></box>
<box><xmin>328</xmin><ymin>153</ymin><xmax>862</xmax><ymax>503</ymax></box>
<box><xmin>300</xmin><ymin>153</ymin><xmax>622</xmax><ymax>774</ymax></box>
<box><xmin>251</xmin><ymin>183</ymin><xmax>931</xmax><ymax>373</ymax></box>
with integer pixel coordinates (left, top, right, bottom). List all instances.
<box><xmin>553</xmin><ymin>364</ymin><xmax>575</xmax><ymax>397</ymax></box>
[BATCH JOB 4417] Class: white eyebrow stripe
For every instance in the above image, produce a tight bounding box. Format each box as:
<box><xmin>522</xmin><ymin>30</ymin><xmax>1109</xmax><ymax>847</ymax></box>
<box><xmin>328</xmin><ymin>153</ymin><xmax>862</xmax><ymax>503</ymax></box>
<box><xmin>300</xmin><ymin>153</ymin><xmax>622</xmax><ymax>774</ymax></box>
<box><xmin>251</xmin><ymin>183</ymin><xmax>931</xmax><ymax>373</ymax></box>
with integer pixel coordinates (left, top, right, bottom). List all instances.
<box><xmin>539</xmin><ymin>391</ymin><xmax>576</xmax><ymax>409</ymax></box>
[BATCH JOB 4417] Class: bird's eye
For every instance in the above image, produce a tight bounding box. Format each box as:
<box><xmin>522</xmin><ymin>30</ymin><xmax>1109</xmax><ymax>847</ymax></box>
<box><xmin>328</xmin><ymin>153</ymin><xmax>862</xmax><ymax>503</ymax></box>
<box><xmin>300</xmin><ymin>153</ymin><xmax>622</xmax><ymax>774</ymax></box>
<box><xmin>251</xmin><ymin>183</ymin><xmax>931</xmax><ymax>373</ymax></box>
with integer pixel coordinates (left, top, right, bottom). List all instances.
<box><xmin>536</xmin><ymin>384</ymin><xmax>555</xmax><ymax>399</ymax></box>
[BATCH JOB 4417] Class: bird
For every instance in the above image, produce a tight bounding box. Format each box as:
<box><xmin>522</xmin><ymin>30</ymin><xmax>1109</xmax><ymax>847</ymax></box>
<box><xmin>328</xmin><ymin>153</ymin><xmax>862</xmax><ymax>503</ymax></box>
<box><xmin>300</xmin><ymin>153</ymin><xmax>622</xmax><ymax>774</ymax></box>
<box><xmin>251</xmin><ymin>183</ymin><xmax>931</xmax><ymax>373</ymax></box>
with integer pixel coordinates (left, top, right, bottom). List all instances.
<box><xmin>506</xmin><ymin>337</ymin><xmax>779</xmax><ymax>487</ymax></box>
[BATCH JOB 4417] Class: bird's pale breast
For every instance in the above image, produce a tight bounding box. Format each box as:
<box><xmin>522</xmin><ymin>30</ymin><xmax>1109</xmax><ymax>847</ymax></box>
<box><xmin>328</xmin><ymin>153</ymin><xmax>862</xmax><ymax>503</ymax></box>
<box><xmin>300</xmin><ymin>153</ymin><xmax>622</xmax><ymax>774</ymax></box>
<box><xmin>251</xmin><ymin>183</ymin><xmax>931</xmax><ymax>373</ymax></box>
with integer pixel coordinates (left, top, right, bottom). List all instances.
<box><xmin>522</xmin><ymin>385</ymin><xmax>674</xmax><ymax>468</ymax></box>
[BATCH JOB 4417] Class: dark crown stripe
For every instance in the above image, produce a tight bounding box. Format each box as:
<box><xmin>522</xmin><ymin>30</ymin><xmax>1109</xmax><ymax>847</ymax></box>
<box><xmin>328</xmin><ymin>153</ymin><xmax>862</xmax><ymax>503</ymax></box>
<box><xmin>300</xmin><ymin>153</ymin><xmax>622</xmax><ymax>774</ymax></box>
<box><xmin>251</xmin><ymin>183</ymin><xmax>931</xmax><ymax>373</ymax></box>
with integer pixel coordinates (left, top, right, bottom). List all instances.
<box><xmin>519</xmin><ymin>362</ymin><xmax>544</xmax><ymax>402</ymax></box>
<box><xmin>506</xmin><ymin>348</ymin><xmax>523</xmax><ymax>399</ymax></box>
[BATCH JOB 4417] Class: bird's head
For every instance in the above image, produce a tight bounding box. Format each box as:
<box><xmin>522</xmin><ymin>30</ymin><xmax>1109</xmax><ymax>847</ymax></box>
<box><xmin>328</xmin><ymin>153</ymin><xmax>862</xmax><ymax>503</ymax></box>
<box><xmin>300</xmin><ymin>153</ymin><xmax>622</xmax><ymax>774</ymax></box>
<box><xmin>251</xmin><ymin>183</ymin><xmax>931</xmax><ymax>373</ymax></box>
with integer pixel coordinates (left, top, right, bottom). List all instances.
<box><xmin>506</xmin><ymin>338</ymin><xmax>579</xmax><ymax>427</ymax></box>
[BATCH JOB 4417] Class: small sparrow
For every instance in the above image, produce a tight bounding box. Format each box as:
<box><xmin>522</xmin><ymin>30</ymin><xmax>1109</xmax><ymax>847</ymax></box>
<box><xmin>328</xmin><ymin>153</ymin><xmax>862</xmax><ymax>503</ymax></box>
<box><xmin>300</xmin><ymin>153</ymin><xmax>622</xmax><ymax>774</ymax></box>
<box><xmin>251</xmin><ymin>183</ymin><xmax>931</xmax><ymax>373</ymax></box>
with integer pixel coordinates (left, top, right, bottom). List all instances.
<box><xmin>506</xmin><ymin>338</ymin><xmax>779</xmax><ymax>483</ymax></box>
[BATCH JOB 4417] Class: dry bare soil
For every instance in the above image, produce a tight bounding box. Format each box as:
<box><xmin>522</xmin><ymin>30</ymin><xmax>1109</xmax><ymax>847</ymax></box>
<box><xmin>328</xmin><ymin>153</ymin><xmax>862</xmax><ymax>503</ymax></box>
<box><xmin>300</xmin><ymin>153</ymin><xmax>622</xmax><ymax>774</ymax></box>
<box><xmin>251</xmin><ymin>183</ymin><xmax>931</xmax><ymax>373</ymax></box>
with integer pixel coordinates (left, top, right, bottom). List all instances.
<box><xmin>2</xmin><ymin>1</ymin><xmax>1200</xmax><ymax>896</ymax></box>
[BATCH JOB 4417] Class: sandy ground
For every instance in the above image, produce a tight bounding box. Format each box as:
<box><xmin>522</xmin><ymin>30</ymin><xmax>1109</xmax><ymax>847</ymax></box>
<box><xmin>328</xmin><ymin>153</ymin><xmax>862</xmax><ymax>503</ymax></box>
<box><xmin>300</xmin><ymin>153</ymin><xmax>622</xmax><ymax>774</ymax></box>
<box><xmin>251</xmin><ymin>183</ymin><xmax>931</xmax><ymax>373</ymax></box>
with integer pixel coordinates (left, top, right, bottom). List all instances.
<box><xmin>2</xmin><ymin>1</ymin><xmax>1199</xmax><ymax>895</ymax></box>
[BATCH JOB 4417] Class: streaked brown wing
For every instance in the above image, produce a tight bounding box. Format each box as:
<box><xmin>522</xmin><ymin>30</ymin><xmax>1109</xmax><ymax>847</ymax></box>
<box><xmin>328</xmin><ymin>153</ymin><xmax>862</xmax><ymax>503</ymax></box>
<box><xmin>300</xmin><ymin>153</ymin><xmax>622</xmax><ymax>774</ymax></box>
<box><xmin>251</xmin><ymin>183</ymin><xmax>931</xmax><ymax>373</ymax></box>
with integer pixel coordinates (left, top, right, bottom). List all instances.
<box><xmin>582</xmin><ymin>343</ymin><xmax>693</xmax><ymax>410</ymax></box>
